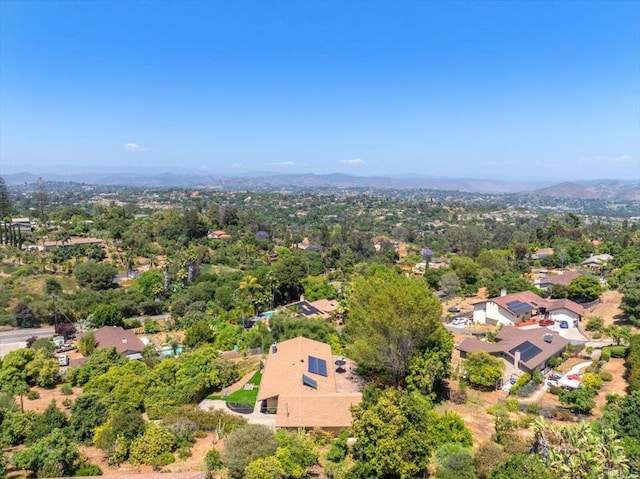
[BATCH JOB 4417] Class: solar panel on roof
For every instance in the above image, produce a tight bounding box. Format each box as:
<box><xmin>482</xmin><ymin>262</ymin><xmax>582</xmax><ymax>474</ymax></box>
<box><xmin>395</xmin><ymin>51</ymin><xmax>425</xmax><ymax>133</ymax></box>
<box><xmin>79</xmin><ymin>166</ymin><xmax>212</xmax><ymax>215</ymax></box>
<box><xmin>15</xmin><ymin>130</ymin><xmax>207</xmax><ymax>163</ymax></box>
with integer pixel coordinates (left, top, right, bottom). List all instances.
<box><xmin>509</xmin><ymin>341</ymin><xmax>543</xmax><ymax>363</ymax></box>
<box><xmin>302</xmin><ymin>374</ymin><xmax>317</xmax><ymax>389</ymax></box>
<box><xmin>308</xmin><ymin>356</ymin><xmax>328</xmax><ymax>377</ymax></box>
<box><xmin>506</xmin><ymin>300</ymin><xmax>534</xmax><ymax>314</ymax></box>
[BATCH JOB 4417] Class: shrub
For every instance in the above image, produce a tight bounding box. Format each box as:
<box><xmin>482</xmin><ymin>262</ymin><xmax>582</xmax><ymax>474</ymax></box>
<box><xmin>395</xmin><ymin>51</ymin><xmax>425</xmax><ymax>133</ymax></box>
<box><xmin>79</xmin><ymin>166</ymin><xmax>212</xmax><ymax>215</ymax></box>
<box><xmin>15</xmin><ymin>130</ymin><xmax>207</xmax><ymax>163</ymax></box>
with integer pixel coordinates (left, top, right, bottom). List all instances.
<box><xmin>549</xmin><ymin>386</ymin><xmax>562</xmax><ymax>395</ymax></box>
<box><xmin>123</xmin><ymin>318</ymin><xmax>142</xmax><ymax>330</ymax></box>
<box><xmin>510</xmin><ymin>373</ymin><xmax>531</xmax><ymax>395</ymax></box>
<box><xmin>450</xmin><ymin>388</ymin><xmax>467</xmax><ymax>405</ymax></box>
<box><xmin>505</xmin><ymin>398</ymin><xmax>519</xmax><ymax>412</ymax></box>
<box><xmin>27</xmin><ymin>390</ymin><xmax>40</xmax><ymax>400</ymax></box>
<box><xmin>601</xmin><ymin>348</ymin><xmax>611</xmax><ymax>362</ymax></box>
<box><xmin>74</xmin><ymin>462</ymin><xmax>102</xmax><ymax>476</ymax></box>
<box><xmin>526</xmin><ymin>403</ymin><xmax>540</xmax><ymax>415</ymax></box>
<box><xmin>585</xmin><ymin>317</ymin><xmax>604</xmax><ymax>331</ymax></box>
<box><xmin>605</xmin><ymin>346</ymin><xmax>628</xmax><ymax>359</ymax></box>
<box><xmin>592</xmin><ymin>332</ymin><xmax>602</xmax><ymax>339</ymax></box>
<box><xmin>60</xmin><ymin>383</ymin><xmax>73</xmax><ymax>395</ymax></box>
<box><xmin>204</xmin><ymin>449</ymin><xmax>223</xmax><ymax>476</ymax></box>
<box><xmin>548</xmin><ymin>357</ymin><xmax>562</xmax><ymax>368</ymax></box>
<box><xmin>599</xmin><ymin>370</ymin><xmax>613</xmax><ymax>381</ymax></box>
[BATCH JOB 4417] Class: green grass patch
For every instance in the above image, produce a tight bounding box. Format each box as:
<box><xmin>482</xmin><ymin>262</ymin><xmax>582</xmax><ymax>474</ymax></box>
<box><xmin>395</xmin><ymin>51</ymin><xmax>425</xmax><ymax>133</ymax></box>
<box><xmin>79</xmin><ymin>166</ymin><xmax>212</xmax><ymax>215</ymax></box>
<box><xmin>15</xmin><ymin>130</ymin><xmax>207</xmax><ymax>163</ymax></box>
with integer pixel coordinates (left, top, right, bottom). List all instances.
<box><xmin>207</xmin><ymin>369</ymin><xmax>262</xmax><ymax>408</ymax></box>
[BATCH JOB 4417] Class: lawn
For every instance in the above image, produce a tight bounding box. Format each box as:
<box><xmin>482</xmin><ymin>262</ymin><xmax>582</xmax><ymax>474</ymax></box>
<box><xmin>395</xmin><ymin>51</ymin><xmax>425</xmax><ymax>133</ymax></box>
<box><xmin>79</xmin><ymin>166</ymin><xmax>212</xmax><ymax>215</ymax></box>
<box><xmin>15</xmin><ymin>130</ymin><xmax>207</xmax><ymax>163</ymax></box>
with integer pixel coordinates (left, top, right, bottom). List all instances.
<box><xmin>207</xmin><ymin>369</ymin><xmax>262</xmax><ymax>407</ymax></box>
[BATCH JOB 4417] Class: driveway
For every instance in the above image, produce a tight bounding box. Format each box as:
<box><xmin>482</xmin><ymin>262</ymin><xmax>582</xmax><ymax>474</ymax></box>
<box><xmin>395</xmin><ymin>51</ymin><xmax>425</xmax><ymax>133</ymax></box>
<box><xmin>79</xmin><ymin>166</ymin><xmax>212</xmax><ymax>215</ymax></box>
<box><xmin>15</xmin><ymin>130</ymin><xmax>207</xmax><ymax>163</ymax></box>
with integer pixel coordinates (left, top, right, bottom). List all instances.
<box><xmin>518</xmin><ymin>323</ymin><xmax>589</xmax><ymax>343</ymax></box>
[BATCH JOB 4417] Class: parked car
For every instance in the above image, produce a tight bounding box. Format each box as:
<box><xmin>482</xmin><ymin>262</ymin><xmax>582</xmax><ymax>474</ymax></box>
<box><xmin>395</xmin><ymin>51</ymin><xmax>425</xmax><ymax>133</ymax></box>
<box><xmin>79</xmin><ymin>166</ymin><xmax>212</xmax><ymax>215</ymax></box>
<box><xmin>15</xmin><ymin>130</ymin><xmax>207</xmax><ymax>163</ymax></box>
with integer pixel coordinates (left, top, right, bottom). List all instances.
<box><xmin>451</xmin><ymin>317</ymin><xmax>468</xmax><ymax>326</ymax></box>
<box><xmin>539</xmin><ymin>319</ymin><xmax>554</xmax><ymax>326</ymax></box>
<box><xmin>560</xmin><ymin>321</ymin><xmax>569</xmax><ymax>329</ymax></box>
<box><xmin>447</xmin><ymin>306</ymin><xmax>460</xmax><ymax>313</ymax></box>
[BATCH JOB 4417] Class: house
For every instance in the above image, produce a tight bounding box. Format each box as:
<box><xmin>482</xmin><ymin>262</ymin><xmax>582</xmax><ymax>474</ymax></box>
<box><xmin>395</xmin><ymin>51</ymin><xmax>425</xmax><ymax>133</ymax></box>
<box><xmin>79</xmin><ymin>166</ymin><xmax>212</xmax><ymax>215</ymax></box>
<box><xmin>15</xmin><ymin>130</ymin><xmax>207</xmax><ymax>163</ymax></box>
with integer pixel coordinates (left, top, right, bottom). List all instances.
<box><xmin>41</xmin><ymin>237</ymin><xmax>104</xmax><ymax>252</ymax></box>
<box><xmin>582</xmin><ymin>254</ymin><xmax>613</xmax><ymax>272</ymax></box>
<box><xmin>256</xmin><ymin>337</ymin><xmax>362</xmax><ymax>433</ymax></box>
<box><xmin>458</xmin><ymin>326</ymin><xmax>569</xmax><ymax>374</ymax></box>
<box><xmin>281</xmin><ymin>297</ymin><xmax>339</xmax><ymax>320</ymax></box>
<box><xmin>207</xmin><ymin>230</ymin><xmax>231</xmax><ymax>239</ymax></box>
<box><xmin>530</xmin><ymin>248</ymin><xmax>554</xmax><ymax>261</ymax></box>
<box><xmin>91</xmin><ymin>326</ymin><xmax>146</xmax><ymax>360</ymax></box>
<box><xmin>534</xmin><ymin>270</ymin><xmax>582</xmax><ymax>290</ymax></box>
<box><xmin>473</xmin><ymin>291</ymin><xmax>584</xmax><ymax>327</ymax></box>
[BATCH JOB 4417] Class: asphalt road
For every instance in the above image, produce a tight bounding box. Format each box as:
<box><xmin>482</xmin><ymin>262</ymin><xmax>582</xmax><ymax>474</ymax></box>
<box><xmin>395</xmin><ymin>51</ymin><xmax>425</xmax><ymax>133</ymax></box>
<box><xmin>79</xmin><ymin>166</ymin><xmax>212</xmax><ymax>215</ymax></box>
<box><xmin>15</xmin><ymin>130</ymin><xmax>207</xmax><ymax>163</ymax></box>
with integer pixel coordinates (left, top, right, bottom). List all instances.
<box><xmin>0</xmin><ymin>327</ymin><xmax>55</xmax><ymax>358</ymax></box>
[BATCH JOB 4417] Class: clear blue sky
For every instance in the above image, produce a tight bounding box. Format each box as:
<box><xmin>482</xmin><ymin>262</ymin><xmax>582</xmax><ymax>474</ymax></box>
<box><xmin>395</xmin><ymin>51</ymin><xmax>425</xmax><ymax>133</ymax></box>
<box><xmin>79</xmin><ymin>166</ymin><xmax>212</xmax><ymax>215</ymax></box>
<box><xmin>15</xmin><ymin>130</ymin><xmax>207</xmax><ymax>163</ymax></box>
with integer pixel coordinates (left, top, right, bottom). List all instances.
<box><xmin>1</xmin><ymin>0</ymin><xmax>639</xmax><ymax>180</ymax></box>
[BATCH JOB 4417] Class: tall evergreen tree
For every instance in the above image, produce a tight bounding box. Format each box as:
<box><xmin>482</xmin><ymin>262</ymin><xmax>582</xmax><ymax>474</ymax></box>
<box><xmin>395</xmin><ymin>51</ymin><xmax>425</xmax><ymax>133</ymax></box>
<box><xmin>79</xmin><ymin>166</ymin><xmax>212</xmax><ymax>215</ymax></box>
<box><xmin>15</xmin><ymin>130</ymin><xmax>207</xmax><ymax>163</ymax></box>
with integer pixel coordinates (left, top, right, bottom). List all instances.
<box><xmin>0</xmin><ymin>176</ymin><xmax>11</xmax><ymax>220</ymax></box>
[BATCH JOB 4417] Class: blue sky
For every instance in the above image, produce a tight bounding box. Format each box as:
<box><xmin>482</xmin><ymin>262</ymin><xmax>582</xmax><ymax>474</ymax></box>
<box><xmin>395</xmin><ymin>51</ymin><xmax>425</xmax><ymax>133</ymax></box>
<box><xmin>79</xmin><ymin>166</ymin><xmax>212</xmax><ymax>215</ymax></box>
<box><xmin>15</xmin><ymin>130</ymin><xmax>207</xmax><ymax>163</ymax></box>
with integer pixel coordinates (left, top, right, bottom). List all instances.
<box><xmin>1</xmin><ymin>0</ymin><xmax>639</xmax><ymax>181</ymax></box>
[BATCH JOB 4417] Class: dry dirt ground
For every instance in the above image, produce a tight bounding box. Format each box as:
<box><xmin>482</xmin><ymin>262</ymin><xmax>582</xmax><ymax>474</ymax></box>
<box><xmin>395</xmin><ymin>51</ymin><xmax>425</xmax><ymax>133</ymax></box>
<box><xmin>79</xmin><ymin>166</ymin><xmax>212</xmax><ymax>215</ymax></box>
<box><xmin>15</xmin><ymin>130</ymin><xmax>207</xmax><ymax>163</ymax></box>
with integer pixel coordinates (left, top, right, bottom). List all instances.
<box><xmin>21</xmin><ymin>384</ymin><xmax>81</xmax><ymax>412</ymax></box>
<box><xmin>584</xmin><ymin>289</ymin><xmax>638</xmax><ymax>331</ymax></box>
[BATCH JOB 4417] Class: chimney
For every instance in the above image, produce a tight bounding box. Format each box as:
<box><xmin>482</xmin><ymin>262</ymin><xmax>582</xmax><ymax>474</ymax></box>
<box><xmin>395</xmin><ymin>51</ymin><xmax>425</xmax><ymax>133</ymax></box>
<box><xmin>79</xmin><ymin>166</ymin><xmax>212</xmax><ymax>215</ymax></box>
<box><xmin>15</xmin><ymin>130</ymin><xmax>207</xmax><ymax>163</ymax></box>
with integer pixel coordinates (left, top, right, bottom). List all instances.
<box><xmin>500</xmin><ymin>289</ymin><xmax>507</xmax><ymax>297</ymax></box>
<box><xmin>514</xmin><ymin>349</ymin><xmax>521</xmax><ymax>368</ymax></box>
<box><xmin>300</xmin><ymin>294</ymin><xmax>305</xmax><ymax>302</ymax></box>
<box><xmin>271</xmin><ymin>342</ymin><xmax>277</xmax><ymax>354</ymax></box>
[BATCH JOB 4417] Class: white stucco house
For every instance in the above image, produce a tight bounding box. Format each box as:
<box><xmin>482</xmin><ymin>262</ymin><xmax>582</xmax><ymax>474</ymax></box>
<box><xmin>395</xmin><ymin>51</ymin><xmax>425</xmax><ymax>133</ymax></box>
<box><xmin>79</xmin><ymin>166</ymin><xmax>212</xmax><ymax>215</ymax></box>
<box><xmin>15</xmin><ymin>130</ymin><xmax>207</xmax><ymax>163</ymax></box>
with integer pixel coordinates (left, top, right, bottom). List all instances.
<box><xmin>473</xmin><ymin>291</ymin><xmax>584</xmax><ymax>327</ymax></box>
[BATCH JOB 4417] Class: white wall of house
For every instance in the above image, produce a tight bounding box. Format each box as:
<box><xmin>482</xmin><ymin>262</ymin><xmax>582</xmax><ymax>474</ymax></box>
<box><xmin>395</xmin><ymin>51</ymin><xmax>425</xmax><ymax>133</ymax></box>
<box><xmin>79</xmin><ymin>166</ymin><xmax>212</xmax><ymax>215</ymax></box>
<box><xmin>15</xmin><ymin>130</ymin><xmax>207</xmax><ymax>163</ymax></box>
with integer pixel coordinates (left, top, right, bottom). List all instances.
<box><xmin>473</xmin><ymin>302</ymin><xmax>516</xmax><ymax>326</ymax></box>
<box><xmin>548</xmin><ymin>308</ymin><xmax>580</xmax><ymax>323</ymax></box>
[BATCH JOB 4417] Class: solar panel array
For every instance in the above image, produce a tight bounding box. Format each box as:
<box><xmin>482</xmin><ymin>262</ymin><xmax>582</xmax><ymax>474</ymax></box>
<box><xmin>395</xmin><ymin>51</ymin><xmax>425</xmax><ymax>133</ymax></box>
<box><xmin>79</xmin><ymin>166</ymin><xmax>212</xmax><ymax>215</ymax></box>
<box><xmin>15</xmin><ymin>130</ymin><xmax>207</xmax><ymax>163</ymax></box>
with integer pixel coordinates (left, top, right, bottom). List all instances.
<box><xmin>506</xmin><ymin>300</ymin><xmax>534</xmax><ymax>314</ymax></box>
<box><xmin>308</xmin><ymin>356</ymin><xmax>328</xmax><ymax>376</ymax></box>
<box><xmin>509</xmin><ymin>341</ymin><xmax>543</xmax><ymax>363</ymax></box>
<box><xmin>302</xmin><ymin>374</ymin><xmax>318</xmax><ymax>389</ymax></box>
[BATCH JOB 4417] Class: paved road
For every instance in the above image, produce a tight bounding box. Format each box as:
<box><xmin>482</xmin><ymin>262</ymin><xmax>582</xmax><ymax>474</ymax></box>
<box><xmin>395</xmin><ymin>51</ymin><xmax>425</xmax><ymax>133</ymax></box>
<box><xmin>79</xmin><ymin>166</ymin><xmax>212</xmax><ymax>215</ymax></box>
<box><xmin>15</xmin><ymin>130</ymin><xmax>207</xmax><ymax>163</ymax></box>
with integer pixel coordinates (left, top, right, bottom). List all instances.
<box><xmin>0</xmin><ymin>327</ymin><xmax>55</xmax><ymax>358</ymax></box>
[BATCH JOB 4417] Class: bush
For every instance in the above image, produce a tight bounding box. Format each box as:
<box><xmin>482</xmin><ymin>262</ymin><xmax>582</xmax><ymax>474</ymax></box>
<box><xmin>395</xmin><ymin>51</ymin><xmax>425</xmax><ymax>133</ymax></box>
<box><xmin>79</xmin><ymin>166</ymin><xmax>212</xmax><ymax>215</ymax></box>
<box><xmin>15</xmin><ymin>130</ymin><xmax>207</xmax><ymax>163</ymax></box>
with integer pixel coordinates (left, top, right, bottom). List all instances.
<box><xmin>510</xmin><ymin>374</ymin><xmax>531</xmax><ymax>395</ymax></box>
<box><xmin>505</xmin><ymin>398</ymin><xmax>519</xmax><ymax>412</ymax></box>
<box><xmin>60</xmin><ymin>383</ymin><xmax>73</xmax><ymax>395</ymax></box>
<box><xmin>548</xmin><ymin>357</ymin><xmax>562</xmax><ymax>368</ymax></box>
<box><xmin>549</xmin><ymin>386</ymin><xmax>562</xmax><ymax>395</ymax></box>
<box><xmin>27</xmin><ymin>390</ymin><xmax>40</xmax><ymax>400</ymax></box>
<box><xmin>592</xmin><ymin>332</ymin><xmax>602</xmax><ymax>339</ymax></box>
<box><xmin>599</xmin><ymin>370</ymin><xmax>613</xmax><ymax>381</ymax></box>
<box><xmin>605</xmin><ymin>346</ymin><xmax>628</xmax><ymax>359</ymax></box>
<box><xmin>585</xmin><ymin>317</ymin><xmax>604</xmax><ymax>331</ymax></box>
<box><xmin>450</xmin><ymin>388</ymin><xmax>468</xmax><ymax>405</ymax></box>
<box><xmin>123</xmin><ymin>318</ymin><xmax>142</xmax><ymax>330</ymax></box>
<box><xmin>601</xmin><ymin>348</ymin><xmax>611</xmax><ymax>362</ymax></box>
<box><xmin>204</xmin><ymin>449</ymin><xmax>223</xmax><ymax>475</ymax></box>
<box><xmin>526</xmin><ymin>403</ymin><xmax>540</xmax><ymax>415</ymax></box>
<box><xmin>74</xmin><ymin>461</ymin><xmax>102</xmax><ymax>476</ymax></box>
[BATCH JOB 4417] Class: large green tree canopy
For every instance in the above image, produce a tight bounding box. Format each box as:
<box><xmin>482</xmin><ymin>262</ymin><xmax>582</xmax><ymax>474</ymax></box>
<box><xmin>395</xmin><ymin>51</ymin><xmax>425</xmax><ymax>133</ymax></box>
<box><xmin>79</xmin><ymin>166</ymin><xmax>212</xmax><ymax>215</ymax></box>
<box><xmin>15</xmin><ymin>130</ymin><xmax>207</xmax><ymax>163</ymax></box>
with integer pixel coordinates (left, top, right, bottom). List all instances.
<box><xmin>345</xmin><ymin>268</ymin><xmax>444</xmax><ymax>387</ymax></box>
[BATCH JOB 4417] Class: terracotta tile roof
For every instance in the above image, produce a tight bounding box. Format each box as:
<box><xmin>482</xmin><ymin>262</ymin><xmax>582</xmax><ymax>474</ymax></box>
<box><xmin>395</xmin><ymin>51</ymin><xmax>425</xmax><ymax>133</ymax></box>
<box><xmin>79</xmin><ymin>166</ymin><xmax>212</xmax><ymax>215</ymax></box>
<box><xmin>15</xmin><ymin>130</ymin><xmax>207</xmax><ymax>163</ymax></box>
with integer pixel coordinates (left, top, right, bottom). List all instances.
<box><xmin>458</xmin><ymin>326</ymin><xmax>569</xmax><ymax>371</ymax></box>
<box><xmin>257</xmin><ymin>337</ymin><xmax>362</xmax><ymax>429</ymax></box>
<box><xmin>92</xmin><ymin>326</ymin><xmax>145</xmax><ymax>355</ymax></box>
<box><xmin>258</xmin><ymin>337</ymin><xmax>337</xmax><ymax>401</ymax></box>
<box><xmin>276</xmin><ymin>393</ymin><xmax>362</xmax><ymax>429</ymax></box>
<box><xmin>309</xmin><ymin>298</ymin><xmax>340</xmax><ymax>314</ymax></box>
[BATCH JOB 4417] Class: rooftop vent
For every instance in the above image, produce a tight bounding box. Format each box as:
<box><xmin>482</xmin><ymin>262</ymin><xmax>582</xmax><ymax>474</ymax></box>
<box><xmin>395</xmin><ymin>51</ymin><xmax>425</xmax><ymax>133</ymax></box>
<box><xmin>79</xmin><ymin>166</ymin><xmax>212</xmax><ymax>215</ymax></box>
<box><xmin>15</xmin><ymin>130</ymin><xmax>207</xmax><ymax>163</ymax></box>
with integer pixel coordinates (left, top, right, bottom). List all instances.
<box><xmin>271</xmin><ymin>342</ymin><xmax>277</xmax><ymax>354</ymax></box>
<box><xmin>543</xmin><ymin>333</ymin><xmax>553</xmax><ymax>343</ymax></box>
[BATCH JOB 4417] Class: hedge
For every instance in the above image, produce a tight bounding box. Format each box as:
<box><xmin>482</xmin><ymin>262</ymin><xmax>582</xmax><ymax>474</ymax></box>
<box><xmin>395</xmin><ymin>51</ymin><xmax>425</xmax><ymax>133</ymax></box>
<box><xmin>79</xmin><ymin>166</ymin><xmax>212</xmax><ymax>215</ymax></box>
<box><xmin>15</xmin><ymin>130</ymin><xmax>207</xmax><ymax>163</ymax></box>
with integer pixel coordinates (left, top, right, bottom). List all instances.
<box><xmin>602</xmin><ymin>346</ymin><xmax>628</xmax><ymax>359</ymax></box>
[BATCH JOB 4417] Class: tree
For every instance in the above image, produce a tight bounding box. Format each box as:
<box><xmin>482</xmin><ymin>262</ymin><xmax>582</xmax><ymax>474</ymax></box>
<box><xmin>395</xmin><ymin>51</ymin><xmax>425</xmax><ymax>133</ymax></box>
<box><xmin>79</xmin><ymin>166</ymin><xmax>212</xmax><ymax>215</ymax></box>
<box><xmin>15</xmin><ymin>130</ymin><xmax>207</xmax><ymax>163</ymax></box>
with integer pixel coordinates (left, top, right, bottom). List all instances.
<box><xmin>346</xmin><ymin>269</ymin><xmax>442</xmax><ymax>386</ymax></box>
<box><xmin>440</xmin><ymin>272</ymin><xmax>461</xmax><ymax>297</ymax></box>
<box><xmin>204</xmin><ymin>449</ymin><xmax>223</xmax><ymax>478</ymax></box>
<box><xmin>245</xmin><ymin>456</ymin><xmax>286</xmax><ymax>479</ymax></box>
<box><xmin>13</xmin><ymin>302</ymin><xmax>37</xmax><ymax>328</ymax></box>
<box><xmin>12</xmin><ymin>428</ymin><xmax>79</xmax><ymax>478</ymax></box>
<box><xmin>77</xmin><ymin>332</ymin><xmax>97</xmax><ymax>356</ymax></box>
<box><xmin>90</xmin><ymin>303</ymin><xmax>123</xmax><ymax>328</ymax></box>
<box><xmin>74</xmin><ymin>261</ymin><xmax>116</xmax><ymax>290</ymax></box>
<box><xmin>488</xmin><ymin>454</ymin><xmax>557</xmax><ymax>479</ymax></box>
<box><xmin>69</xmin><ymin>393</ymin><xmax>108</xmax><ymax>444</ymax></box>
<box><xmin>0</xmin><ymin>176</ymin><xmax>11</xmax><ymax>219</ymax></box>
<box><xmin>350</xmin><ymin>389</ymin><xmax>471</xmax><ymax>479</ymax></box>
<box><xmin>129</xmin><ymin>422</ymin><xmax>176</xmax><ymax>467</ymax></box>
<box><xmin>93</xmin><ymin>411</ymin><xmax>146</xmax><ymax>465</ymax></box>
<box><xmin>559</xmin><ymin>387</ymin><xmax>596</xmax><ymax>414</ymax></box>
<box><xmin>567</xmin><ymin>276</ymin><xmax>603</xmax><ymax>302</ymax></box>
<box><xmin>183</xmin><ymin>321</ymin><xmax>215</xmax><ymax>349</ymax></box>
<box><xmin>621</xmin><ymin>273</ymin><xmax>640</xmax><ymax>325</ymax></box>
<box><xmin>34</xmin><ymin>177</ymin><xmax>49</xmax><ymax>220</ymax></box>
<box><xmin>434</xmin><ymin>443</ymin><xmax>477</xmax><ymax>479</ymax></box>
<box><xmin>223</xmin><ymin>425</ymin><xmax>278</xmax><ymax>479</ymax></box>
<box><xmin>463</xmin><ymin>351</ymin><xmax>504</xmax><ymax>389</ymax></box>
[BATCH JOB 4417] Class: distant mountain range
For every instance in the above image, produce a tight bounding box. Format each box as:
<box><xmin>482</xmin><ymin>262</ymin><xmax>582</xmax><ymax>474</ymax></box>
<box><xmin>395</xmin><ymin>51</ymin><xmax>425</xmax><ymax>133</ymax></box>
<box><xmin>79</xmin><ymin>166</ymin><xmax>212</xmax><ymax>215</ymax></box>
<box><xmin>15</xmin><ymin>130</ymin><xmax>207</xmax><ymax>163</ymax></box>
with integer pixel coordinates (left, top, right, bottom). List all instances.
<box><xmin>2</xmin><ymin>171</ymin><xmax>638</xmax><ymax>200</ymax></box>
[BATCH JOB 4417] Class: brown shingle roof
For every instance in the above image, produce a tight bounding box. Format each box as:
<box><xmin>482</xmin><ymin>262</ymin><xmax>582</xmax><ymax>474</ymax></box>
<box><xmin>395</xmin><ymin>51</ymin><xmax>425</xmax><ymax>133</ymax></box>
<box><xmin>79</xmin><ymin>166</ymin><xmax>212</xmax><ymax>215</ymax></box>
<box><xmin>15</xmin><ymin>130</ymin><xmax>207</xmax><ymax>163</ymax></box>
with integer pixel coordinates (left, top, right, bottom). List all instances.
<box><xmin>540</xmin><ymin>271</ymin><xmax>582</xmax><ymax>287</ymax></box>
<box><xmin>276</xmin><ymin>393</ymin><xmax>362</xmax><ymax>429</ymax></box>
<box><xmin>476</xmin><ymin>291</ymin><xmax>583</xmax><ymax>318</ymax></box>
<box><xmin>92</xmin><ymin>326</ymin><xmax>145</xmax><ymax>355</ymax></box>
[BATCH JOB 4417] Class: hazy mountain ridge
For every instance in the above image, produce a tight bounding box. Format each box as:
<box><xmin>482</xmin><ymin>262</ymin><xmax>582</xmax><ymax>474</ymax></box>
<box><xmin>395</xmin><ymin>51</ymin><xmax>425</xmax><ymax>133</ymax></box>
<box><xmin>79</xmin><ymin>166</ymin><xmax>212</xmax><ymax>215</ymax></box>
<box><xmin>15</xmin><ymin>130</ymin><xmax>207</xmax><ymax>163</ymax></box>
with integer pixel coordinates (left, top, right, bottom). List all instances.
<box><xmin>531</xmin><ymin>181</ymin><xmax>640</xmax><ymax>201</ymax></box>
<box><xmin>2</xmin><ymin>171</ymin><xmax>638</xmax><ymax>200</ymax></box>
